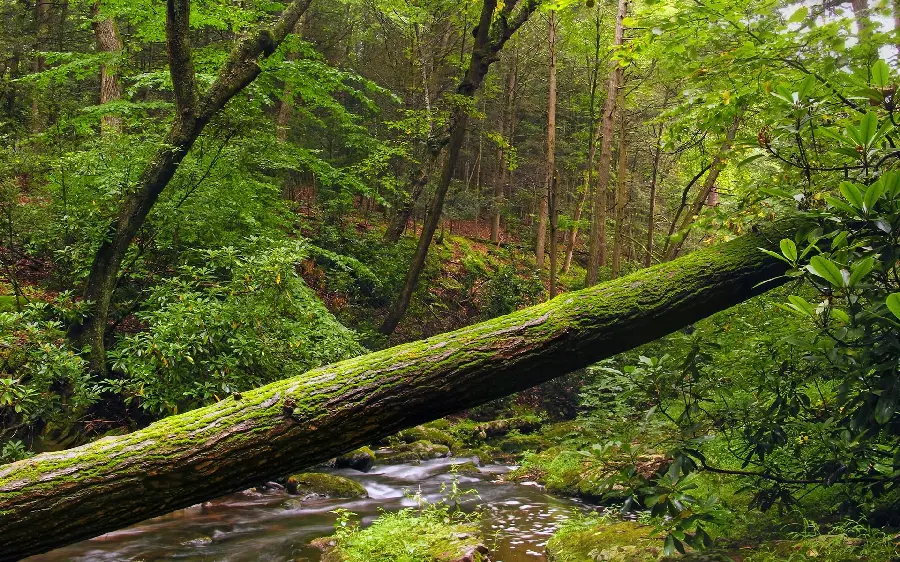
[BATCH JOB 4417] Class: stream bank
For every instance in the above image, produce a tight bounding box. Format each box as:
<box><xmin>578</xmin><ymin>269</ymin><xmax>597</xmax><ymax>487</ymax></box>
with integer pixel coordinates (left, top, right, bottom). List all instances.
<box><xmin>26</xmin><ymin>457</ymin><xmax>590</xmax><ymax>562</ymax></box>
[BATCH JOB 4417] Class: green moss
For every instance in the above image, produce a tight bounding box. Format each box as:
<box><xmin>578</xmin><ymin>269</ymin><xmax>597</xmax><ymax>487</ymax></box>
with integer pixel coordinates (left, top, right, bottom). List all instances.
<box><xmin>547</xmin><ymin>517</ymin><xmax>663</xmax><ymax>562</ymax></box>
<box><xmin>332</xmin><ymin>446</ymin><xmax>376</xmax><ymax>472</ymax></box>
<box><xmin>320</xmin><ymin>508</ymin><xmax>487</xmax><ymax>562</ymax></box>
<box><xmin>496</xmin><ymin>433</ymin><xmax>552</xmax><ymax>455</ymax></box>
<box><xmin>394</xmin><ymin>426</ymin><xmax>461</xmax><ymax>450</ymax></box>
<box><xmin>285</xmin><ymin>472</ymin><xmax>368</xmax><ymax>499</ymax></box>
<box><xmin>376</xmin><ymin>441</ymin><xmax>451</xmax><ymax>465</ymax></box>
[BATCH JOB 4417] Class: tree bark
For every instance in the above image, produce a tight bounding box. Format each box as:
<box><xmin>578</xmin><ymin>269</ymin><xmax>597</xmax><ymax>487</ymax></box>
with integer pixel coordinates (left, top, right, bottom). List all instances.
<box><xmin>0</xmin><ymin>219</ymin><xmax>805</xmax><ymax>561</ymax></box>
<box><xmin>645</xmin><ymin>121</ymin><xmax>664</xmax><ymax>268</ymax></box>
<box><xmin>585</xmin><ymin>0</ymin><xmax>627</xmax><ymax>286</ymax></box>
<box><xmin>379</xmin><ymin>0</ymin><xmax>540</xmax><ymax>335</ymax></box>
<box><xmin>548</xmin><ymin>171</ymin><xmax>558</xmax><ymax>296</ymax></box>
<box><xmin>68</xmin><ymin>0</ymin><xmax>315</xmax><ymax>371</ymax></box>
<box><xmin>535</xmin><ymin>11</ymin><xmax>556</xmax><ymax>269</ymax></box>
<box><xmin>491</xmin><ymin>56</ymin><xmax>517</xmax><ymax>244</ymax></box>
<box><xmin>91</xmin><ymin>3</ymin><xmax>123</xmax><ymax>134</ymax></box>
<box><xmin>611</xmin><ymin>102</ymin><xmax>627</xmax><ymax>279</ymax></box>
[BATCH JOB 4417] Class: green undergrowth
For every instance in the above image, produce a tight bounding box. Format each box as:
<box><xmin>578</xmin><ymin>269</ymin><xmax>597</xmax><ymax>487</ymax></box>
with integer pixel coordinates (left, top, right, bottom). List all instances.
<box><xmin>319</xmin><ymin>503</ymin><xmax>485</xmax><ymax>562</ymax></box>
<box><xmin>546</xmin><ymin>514</ymin><xmax>900</xmax><ymax>562</ymax></box>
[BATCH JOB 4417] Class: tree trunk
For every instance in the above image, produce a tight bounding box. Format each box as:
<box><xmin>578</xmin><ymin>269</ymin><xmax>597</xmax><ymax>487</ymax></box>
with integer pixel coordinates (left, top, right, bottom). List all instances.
<box><xmin>379</xmin><ymin>0</ymin><xmax>540</xmax><ymax>335</ymax></box>
<box><xmin>385</xmin><ymin>165</ymin><xmax>431</xmax><ymax>243</ymax></box>
<box><xmin>492</xmin><ymin>57</ymin><xmax>517</xmax><ymax>244</ymax></box>
<box><xmin>91</xmin><ymin>3</ymin><xmax>123</xmax><ymax>134</ymax></box>
<box><xmin>563</xmin><ymin>4</ymin><xmax>603</xmax><ymax>273</ymax></box>
<box><xmin>535</xmin><ymin>11</ymin><xmax>556</xmax><ymax>269</ymax></box>
<box><xmin>549</xmin><ymin>171</ymin><xmax>559</xmax><ymax>296</ymax></box>
<box><xmin>611</xmin><ymin>103</ymin><xmax>627</xmax><ymax>279</ymax></box>
<box><xmin>585</xmin><ymin>0</ymin><xmax>627</xmax><ymax>286</ymax></box>
<box><xmin>68</xmin><ymin>0</ymin><xmax>316</xmax><ymax>371</ymax></box>
<box><xmin>645</xmin><ymin>122</ymin><xmax>664</xmax><ymax>268</ymax></box>
<box><xmin>0</xmin><ymin>219</ymin><xmax>805</xmax><ymax>561</ymax></box>
<box><xmin>664</xmin><ymin>112</ymin><xmax>741</xmax><ymax>260</ymax></box>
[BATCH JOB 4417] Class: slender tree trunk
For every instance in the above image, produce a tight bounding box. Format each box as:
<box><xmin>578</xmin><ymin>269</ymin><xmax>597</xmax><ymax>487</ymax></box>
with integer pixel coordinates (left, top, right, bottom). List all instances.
<box><xmin>379</xmin><ymin>0</ymin><xmax>540</xmax><ymax>335</ymax></box>
<box><xmin>563</xmin><ymin>4</ymin><xmax>603</xmax><ymax>273</ymax></box>
<box><xmin>549</xmin><ymin>171</ymin><xmax>559</xmax><ymax>296</ymax></box>
<box><xmin>0</xmin><ymin>219</ymin><xmax>806</xmax><ymax>562</ymax></box>
<box><xmin>585</xmin><ymin>0</ymin><xmax>627</xmax><ymax>286</ymax></box>
<box><xmin>611</xmin><ymin>102</ymin><xmax>627</xmax><ymax>279</ymax></box>
<box><xmin>535</xmin><ymin>11</ymin><xmax>556</xmax><ymax>269</ymax></box>
<box><xmin>68</xmin><ymin>0</ymin><xmax>316</xmax><ymax>372</ymax></box>
<box><xmin>492</xmin><ymin>57</ymin><xmax>517</xmax><ymax>244</ymax></box>
<box><xmin>664</xmin><ymin>112</ymin><xmax>741</xmax><ymax>260</ymax></box>
<box><xmin>91</xmin><ymin>3</ymin><xmax>123</xmax><ymax>134</ymax></box>
<box><xmin>385</xmin><ymin>165</ymin><xmax>432</xmax><ymax>243</ymax></box>
<box><xmin>645</xmin><ymin>122</ymin><xmax>664</xmax><ymax>267</ymax></box>
<box><xmin>31</xmin><ymin>0</ymin><xmax>51</xmax><ymax>132</ymax></box>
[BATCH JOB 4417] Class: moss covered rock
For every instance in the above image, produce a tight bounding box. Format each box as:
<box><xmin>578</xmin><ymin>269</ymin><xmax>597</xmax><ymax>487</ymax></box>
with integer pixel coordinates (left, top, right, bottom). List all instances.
<box><xmin>546</xmin><ymin>518</ymin><xmax>662</xmax><ymax>562</ymax></box>
<box><xmin>285</xmin><ymin>472</ymin><xmax>368</xmax><ymax>499</ymax></box>
<box><xmin>376</xmin><ymin>440</ymin><xmax>451</xmax><ymax>464</ymax></box>
<box><xmin>496</xmin><ymin>433</ymin><xmax>552</xmax><ymax>455</ymax></box>
<box><xmin>332</xmin><ymin>446</ymin><xmax>376</xmax><ymax>472</ymax></box>
<box><xmin>396</xmin><ymin>425</ymin><xmax>462</xmax><ymax>450</ymax></box>
<box><xmin>471</xmin><ymin>415</ymin><xmax>543</xmax><ymax>440</ymax></box>
<box><xmin>449</xmin><ymin>461</ymin><xmax>481</xmax><ymax>475</ymax></box>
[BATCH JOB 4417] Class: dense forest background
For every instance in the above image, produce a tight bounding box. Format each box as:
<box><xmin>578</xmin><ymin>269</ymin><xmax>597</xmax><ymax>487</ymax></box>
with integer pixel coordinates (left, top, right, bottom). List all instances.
<box><xmin>2</xmin><ymin>0</ymin><xmax>900</xmax><ymax>558</ymax></box>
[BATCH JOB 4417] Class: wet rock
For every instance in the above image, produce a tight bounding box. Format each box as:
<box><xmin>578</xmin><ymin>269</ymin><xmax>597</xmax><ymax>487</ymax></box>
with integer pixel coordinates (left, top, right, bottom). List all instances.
<box><xmin>376</xmin><ymin>440</ymin><xmax>451</xmax><ymax>464</ymax></box>
<box><xmin>451</xmin><ymin>543</ymin><xmax>491</xmax><ymax>562</ymax></box>
<box><xmin>472</xmin><ymin>416</ymin><xmax>542</xmax><ymax>440</ymax></box>
<box><xmin>395</xmin><ymin>425</ymin><xmax>462</xmax><ymax>450</ymax></box>
<box><xmin>450</xmin><ymin>461</ymin><xmax>481</xmax><ymax>475</ymax></box>
<box><xmin>285</xmin><ymin>472</ymin><xmax>368</xmax><ymax>499</ymax></box>
<box><xmin>330</xmin><ymin>446</ymin><xmax>376</xmax><ymax>472</ymax></box>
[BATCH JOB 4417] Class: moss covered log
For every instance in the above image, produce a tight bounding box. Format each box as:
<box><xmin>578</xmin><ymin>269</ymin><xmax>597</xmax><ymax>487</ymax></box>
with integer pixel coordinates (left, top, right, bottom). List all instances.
<box><xmin>0</xmin><ymin>221</ymin><xmax>801</xmax><ymax>560</ymax></box>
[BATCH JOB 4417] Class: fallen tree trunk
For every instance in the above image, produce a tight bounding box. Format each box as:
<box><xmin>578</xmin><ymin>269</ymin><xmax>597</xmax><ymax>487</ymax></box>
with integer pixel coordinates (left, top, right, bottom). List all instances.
<box><xmin>1</xmin><ymin>220</ymin><xmax>802</xmax><ymax>560</ymax></box>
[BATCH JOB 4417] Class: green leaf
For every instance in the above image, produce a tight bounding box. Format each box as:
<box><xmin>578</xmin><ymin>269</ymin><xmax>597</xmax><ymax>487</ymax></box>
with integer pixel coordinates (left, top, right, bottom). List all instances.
<box><xmin>839</xmin><ymin>182</ymin><xmax>865</xmax><ymax>209</ymax></box>
<box><xmin>859</xmin><ymin>112</ymin><xmax>879</xmax><ymax>147</ymax></box>
<box><xmin>886</xmin><ymin>293</ymin><xmax>900</xmax><ymax>320</ymax></box>
<box><xmin>875</xmin><ymin>392</ymin><xmax>897</xmax><ymax>424</ymax></box>
<box><xmin>808</xmin><ymin>255</ymin><xmax>846</xmax><ymax>288</ymax></box>
<box><xmin>830</xmin><ymin>308</ymin><xmax>850</xmax><ymax>324</ymax></box>
<box><xmin>863</xmin><ymin>183</ymin><xmax>885</xmax><ymax>213</ymax></box>
<box><xmin>787</xmin><ymin>295</ymin><xmax>815</xmax><ymax>317</ymax></box>
<box><xmin>848</xmin><ymin>257</ymin><xmax>874</xmax><ymax>287</ymax></box>
<box><xmin>788</xmin><ymin>6</ymin><xmax>808</xmax><ymax>23</ymax></box>
<box><xmin>779</xmin><ymin>239</ymin><xmax>797</xmax><ymax>262</ymax></box>
<box><xmin>872</xmin><ymin>59</ymin><xmax>891</xmax><ymax>88</ymax></box>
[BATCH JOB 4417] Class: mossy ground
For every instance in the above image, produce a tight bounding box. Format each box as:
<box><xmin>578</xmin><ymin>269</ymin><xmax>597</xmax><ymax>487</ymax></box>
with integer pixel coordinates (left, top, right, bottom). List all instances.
<box><xmin>546</xmin><ymin>516</ymin><xmax>900</xmax><ymax>562</ymax></box>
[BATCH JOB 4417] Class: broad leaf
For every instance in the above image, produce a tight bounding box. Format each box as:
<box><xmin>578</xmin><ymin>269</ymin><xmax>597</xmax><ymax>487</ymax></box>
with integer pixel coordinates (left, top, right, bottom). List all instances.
<box><xmin>779</xmin><ymin>239</ymin><xmax>797</xmax><ymax>262</ymax></box>
<box><xmin>872</xmin><ymin>59</ymin><xmax>891</xmax><ymax>88</ymax></box>
<box><xmin>808</xmin><ymin>255</ymin><xmax>845</xmax><ymax>287</ymax></box>
<box><xmin>886</xmin><ymin>293</ymin><xmax>900</xmax><ymax>320</ymax></box>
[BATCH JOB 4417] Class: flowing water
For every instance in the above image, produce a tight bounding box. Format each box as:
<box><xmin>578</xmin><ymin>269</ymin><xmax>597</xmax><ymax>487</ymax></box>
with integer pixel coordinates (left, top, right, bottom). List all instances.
<box><xmin>28</xmin><ymin>457</ymin><xmax>591</xmax><ymax>562</ymax></box>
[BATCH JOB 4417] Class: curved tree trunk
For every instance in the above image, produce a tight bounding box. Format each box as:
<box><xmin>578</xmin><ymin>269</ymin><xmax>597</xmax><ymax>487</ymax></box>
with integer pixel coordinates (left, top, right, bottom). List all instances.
<box><xmin>379</xmin><ymin>0</ymin><xmax>540</xmax><ymax>335</ymax></box>
<box><xmin>68</xmin><ymin>0</ymin><xmax>316</xmax><ymax>372</ymax></box>
<box><xmin>0</xmin><ymin>219</ymin><xmax>804</xmax><ymax>561</ymax></box>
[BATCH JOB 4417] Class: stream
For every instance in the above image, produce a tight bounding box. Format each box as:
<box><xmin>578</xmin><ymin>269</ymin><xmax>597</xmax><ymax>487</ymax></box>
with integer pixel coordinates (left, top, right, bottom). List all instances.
<box><xmin>27</xmin><ymin>457</ymin><xmax>591</xmax><ymax>562</ymax></box>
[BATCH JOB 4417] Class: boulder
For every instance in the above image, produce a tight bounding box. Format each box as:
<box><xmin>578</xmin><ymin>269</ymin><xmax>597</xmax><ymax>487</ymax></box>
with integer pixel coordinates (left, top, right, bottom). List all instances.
<box><xmin>285</xmin><ymin>472</ymin><xmax>368</xmax><ymax>499</ymax></box>
<box><xmin>376</xmin><ymin>440</ymin><xmax>451</xmax><ymax>464</ymax></box>
<box><xmin>332</xmin><ymin>446</ymin><xmax>376</xmax><ymax>472</ymax></box>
